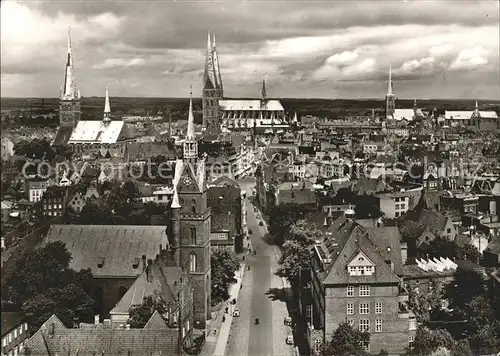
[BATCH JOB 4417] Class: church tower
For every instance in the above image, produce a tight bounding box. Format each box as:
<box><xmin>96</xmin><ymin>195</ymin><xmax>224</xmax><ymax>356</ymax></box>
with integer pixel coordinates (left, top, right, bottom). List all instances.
<box><xmin>173</xmin><ymin>88</ymin><xmax>212</xmax><ymax>328</ymax></box>
<box><xmin>103</xmin><ymin>86</ymin><xmax>111</xmax><ymax>123</ymax></box>
<box><xmin>385</xmin><ymin>66</ymin><xmax>395</xmax><ymax>119</ymax></box>
<box><xmin>59</xmin><ymin>29</ymin><xmax>81</xmax><ymax>128</ymax></box>
<box><xmin>202</xmin><ymin>31</ymin><xmax>223</xmax><ymax>132</ymax></box>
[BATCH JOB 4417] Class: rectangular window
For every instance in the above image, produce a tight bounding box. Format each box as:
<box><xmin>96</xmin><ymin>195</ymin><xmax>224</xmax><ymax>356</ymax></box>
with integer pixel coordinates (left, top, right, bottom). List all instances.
<box><xmin>359</xmin><ymin>285</ymin><xmax>370</xmax><ymax>297</ymax></box>
<box><xmin>401</xmin><ymin>203</ymin><xmax>406</xmax><ymax>210</ymax></box>
<box><xmin>395</xmin><ymin>203</ymin><xmax>400</xmax><ymax>209</ymax></box>
<box><xmin>18</xmin><ymin>326</ymin><xmax>22</xmax><ymax>335</ymax></box>
<box><xmin>14</xmin><ymin>328</ymin><xmax>17</xmax><ymax>338</ymax></box>
<box><xmin>8</xmin><ymin>332</ymin><xmax>12</xmax><ymax>342</ymax></box>
<box><xmin>359</xmin><ymin>319</ymin><xmax>370</xmax><ymax>332</ymax></box>
<box><xmin>395</xmin><ymin>212</ymin><xmax>400</xmax><ymax>217</ymax></box>
<box><xmin>315</xmin><ymin>339</ymin><xmax>322</xmax><ymax>353</ymax></box>
<box><xmin>347</xmin><ymin>286</ymin><xmax>354</xmax><ymax>297</ymax></box>
<box><xmin>375</xmin><ymin>302</ymin><xmax>382</xmax><ymax>314</ymax></box>
<box><xmin>3</xmin><ymin>337</ymin><xmax>6</xmax><ymax>346</ymax></box>
<box><xmin>409</xmin><ymin>336</ymin><xmax>415</xmax><ymax>349</ymax></box>
<box><xmin>359</xmin><ymin>303</ymin><xmax>370</xmax><ymax>314</ymax></box>
<box><xmin>375</xmin><ymin>319</ymin><xmax>382</xmax><ymax>332</ymax></box>
<box><xmin>23</xmin><ymin>323</ymin><xmax>27</xmax><ymax>332</ymax></box>
<box><xmin>347</xmin><ymin>303</ymin><xmax>354</xmax><ymax>315</ymax></box>
<box><xmin>363</xmin><ymin>342</ymin><xmax>370</xmax><ymax>352</ymax></box>
<box><xmin>306</xmin><ymin>305</ymin><xmax>312</xmax><ymax>319</ymax></box>
<box><xmin>347</xmin><ymin>319</ymin><xmax>354</xmax><ymax>327</ymax></box>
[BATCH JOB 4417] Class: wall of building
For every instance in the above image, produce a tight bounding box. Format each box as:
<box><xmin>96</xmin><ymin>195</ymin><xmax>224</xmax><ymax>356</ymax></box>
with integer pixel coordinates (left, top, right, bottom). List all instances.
<box><xmin>324</xmin><ymin>283</ymin><xmax>410</xmax><ymax>354</ymax></box>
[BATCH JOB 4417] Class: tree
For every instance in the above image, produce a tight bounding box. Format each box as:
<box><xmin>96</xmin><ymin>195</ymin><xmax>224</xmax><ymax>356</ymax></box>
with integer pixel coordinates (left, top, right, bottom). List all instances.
<box><xmin>128</xmin><ymin>293</ymin><xmax>168</xmax><ymax>328</ymax></box>
<box><xmin>276</xmin><ymin>240</ymin><xmax>310</xmax><ymax>288</ymax></box>
<box><xmin>287</xmin><ymin>219</ymin><xmax>322</xmax><ymax>245</ymax></box>
<box><xmin>1</xmin><ymin>242</ymin><xmax>96</xmax><ymax>330</ymax></box>
<box><xmin>319</xmin><ymin>322</ymin><xmax>370</xmax><ymax>356</ymax></box>
<box><xmin>78</xmin><ymin>202</ymin><xmax>112</xmax><ymax>225</ymax></box>
<box><xmin>14</xmin><ymin>138</ymin><xmax>55</xmax><ymax>160</ymax></box>
<box><xmin>407</xmin><ymin>282</ymin><xmax>441</xmax><ymax>323</ymax></box>
<box><xmin>269</xmin><ymin>204</ymin><xmax>307</xmax><ymax>245</ymax></box>
<box><xmin>122</xmin><ymin>180</ymin><xmax>140</xmax><ymax>202</ymax></box>
<box><xmin>211</xmin><ymin>249</ymin><xmax>240</xmax><ymax>303</ymax></box>
<box><xmin>106</xmin><ymin>183</ymin><xmax>133</xmax><ymax>217</ymax></box>
<box><xmin>408</xmin><ymin>327</ymin><xmax>455</xmax><ymax>356</ymax></box>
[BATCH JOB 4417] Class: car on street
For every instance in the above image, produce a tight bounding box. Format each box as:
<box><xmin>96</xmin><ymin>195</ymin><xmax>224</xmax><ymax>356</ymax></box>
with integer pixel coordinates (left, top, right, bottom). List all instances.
<box><xmin>284</xmin><ymin>316</ymin><xmax>292</xmax><ymax>326</ymax></box>
<box><xmin>286</xmin><ymin>335</ymin><xmax>294</xmax><ymax>345</ymax></box>
<box><xmin>259</xmin><ymin>221</ymin><xmax>263</xmax><ymax>226</ymax></box>
<box><xmin>256</xmin><ymin>214</ymin><xmax>261</xmax><ymax>219</ymax></box>
<box><xmin>232</xmin><ymin>308</ymin><xmax>240</xmax><ymax>317</ymax></box>
<box><xmin>248</xmin><ymin>229</ymin><xmax>253</xmax><ymax>234</ymax></box>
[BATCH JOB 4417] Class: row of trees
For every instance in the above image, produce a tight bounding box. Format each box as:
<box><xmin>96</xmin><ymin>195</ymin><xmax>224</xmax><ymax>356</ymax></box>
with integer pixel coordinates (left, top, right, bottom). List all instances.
<box><xmin>407</xmin><ymin>268</ymin><xmax>500</xmax><ymax>354</ymax></box>
<box><xmin>14</xmin><ymin>138</ymin><xmax>72</xmax><ymax>161</ymax></box>
<box><xmin>1</xmin><ymin>242</ymin><xmax>96</xmax><ymax>330</ymax></box>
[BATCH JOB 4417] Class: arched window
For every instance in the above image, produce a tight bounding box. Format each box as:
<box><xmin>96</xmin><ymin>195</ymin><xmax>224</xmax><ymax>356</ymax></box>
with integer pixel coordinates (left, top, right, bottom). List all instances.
<box><xmin>191</xmin><ymin>199</ymin><xmax>196</xmax><ymax>214</ymax></box>
<box><xmin>190</xmin><ymin>226</ymin><xmax>196</xmax><ymax>245</ymax></box>
<box><xmin>117</xmin><ymin>285</ymin><xmax>127</xmax><ymax>302</ymax></box>
<box><xmin>189</xmin><ymin>252</ymin><xmax>197</xmax><ymax>272</ymax></box>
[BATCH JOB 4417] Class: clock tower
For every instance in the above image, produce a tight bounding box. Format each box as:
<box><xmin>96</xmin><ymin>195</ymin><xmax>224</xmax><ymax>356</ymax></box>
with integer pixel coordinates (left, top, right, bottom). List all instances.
<box><xmin>172</xmin><ymin>88</ymin><xmax>212</xmax><ymax>328</ymax></box>
<box><xmin>59</xmin><ymin>29</ymin><xmax>81</xmax><ymax>128</ymax></box>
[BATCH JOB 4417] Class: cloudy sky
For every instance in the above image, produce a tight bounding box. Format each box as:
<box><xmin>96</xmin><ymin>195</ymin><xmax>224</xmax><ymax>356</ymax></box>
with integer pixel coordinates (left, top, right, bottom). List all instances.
<box><xmin>1</xmin><ymin>0</ymin><xmax>499</xmax><ymax>99</ymax></box>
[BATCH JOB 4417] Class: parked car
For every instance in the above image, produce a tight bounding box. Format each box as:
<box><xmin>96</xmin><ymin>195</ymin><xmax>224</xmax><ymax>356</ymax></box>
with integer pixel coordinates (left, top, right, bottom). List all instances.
<box><xmin>259</xmin><ymin>221</ymin><xmax>263</xmax><ymax>226</ymax></box>
<box><xmin>233</xmin><ymin>308</ymin><xmax>240</xmax><ymax>317</ymax></box>
<box><xmin>284</xmin><ymin>316</ymin><xmax>292</xmax><ymax>326</ymax></box>
<box><xmin>256</xmin><ymin>214</ymin><xmax>261</xmax><ymax>219</ymax></box>
<box><xmin>286</xmin><ymin>335</ymin><xmax>294</xmax><ymax>345</ymax></box>
<box><xmin>248</xmin><ymin>229</ymin><xmax>253</xmax><ymax>234</ymax></box>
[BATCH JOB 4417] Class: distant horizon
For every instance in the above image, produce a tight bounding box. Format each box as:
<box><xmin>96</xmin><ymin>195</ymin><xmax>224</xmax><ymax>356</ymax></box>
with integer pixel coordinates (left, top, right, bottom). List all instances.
<box><xmin>2</xmin><ymin>96</ymin><xmax>500</xmax><ymax>103</ymax></box>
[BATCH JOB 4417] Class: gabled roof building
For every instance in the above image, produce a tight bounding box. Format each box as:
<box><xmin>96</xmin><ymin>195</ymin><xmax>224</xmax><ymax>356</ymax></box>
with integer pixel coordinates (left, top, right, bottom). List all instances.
<box><xmin>302</xmin><ymin>213</ymin><xmax>416</xmax><ymax>355</ymax></box>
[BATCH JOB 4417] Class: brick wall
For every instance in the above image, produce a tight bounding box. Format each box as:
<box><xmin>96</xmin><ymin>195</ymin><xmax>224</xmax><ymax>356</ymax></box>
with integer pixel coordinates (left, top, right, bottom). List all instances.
<box><xmin>324</xmin><ymin>283</ymin><xmax>410</xmax><ymax>354</ymax></box>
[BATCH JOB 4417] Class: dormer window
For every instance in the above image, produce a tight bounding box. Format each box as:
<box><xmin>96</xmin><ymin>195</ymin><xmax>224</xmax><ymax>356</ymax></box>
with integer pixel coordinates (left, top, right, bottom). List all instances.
<box><xmin>348</xmin><ymin>252</ymin><xmax>375</xmax><ymax>276</ymax></box>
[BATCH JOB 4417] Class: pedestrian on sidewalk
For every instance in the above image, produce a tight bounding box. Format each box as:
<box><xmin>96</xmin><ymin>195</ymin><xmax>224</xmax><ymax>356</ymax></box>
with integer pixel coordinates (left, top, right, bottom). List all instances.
<box><xmin>225</xmin><ymin>306</ymin><xmax>228</xmax><ymax>313</ymax></box>
<box><xmin>222</xmin><ymin>316</ymin><xmax>226</xmax><ymax>322</ymax></box>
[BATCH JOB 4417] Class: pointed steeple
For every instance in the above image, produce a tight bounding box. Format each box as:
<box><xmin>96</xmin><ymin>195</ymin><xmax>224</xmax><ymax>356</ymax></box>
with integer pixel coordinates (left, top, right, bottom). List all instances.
<box><xmin>261</xmin><ymin>79</ymin><xmax>267</xmax><ymax>101</ymax></box>
<box><xmin>103</xmin><ymin>86</ymin><xmax>111</xmax><ymax>122</ymax></box>
<box><xmin>187</xmin><ymin>86</ymin><xmax>195</xmax><ymax>141</ymax></box>
<box><xmin>387</xmin><ymin>65</ymin><xmax>393</xmax><ymax>95</ymax></box>
<box><xmin>413</xmin><ymin>98</ymin><xmax>417</xmax><ymax>109</ymax></box>
<box><xmin>212</xmin><ymin>32</ymin><xmax>223</xmax><ymax>91</ymax></box>
<box><xmin>184</xmin><ymin>86</ymin><xmax>198</xmax><ymax>160</ymax></box>
<box><xmin>171</xmin><ymin>188</ymin><xmax>181</xmax><ymax>209</ymax></box>
<box><xmin>61</xmin><ymin>28</ymin><xmax>79</xmax><ymax>100</ymax></box>
<box><xmin>475</xmin><ymin>100</ymin><xmax>479</xmax><ymax>111</ymax></box>
<box><xmin>292</xmin><ymin>112</ymin><xmax>298</xmax><ymax>124</ymax></box>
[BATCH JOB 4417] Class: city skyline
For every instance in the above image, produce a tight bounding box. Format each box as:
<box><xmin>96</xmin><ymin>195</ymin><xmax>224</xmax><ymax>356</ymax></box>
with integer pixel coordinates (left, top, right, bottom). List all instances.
<box><xmin>1</xmin><ymin>0</ymin><xmax>499</xmax><ymax>100</ymax></box>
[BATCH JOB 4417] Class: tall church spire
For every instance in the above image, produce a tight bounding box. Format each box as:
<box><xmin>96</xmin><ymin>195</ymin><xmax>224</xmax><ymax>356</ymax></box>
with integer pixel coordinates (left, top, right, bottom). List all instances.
<box><xmin>475</xmin><ymin>100</ymin><xmax>479</xmax><ymax>111</ymax></box>
<box><xmin>212</xmin><ymin>32</ymin><xmax>223</xmax><ymax>91</ymax></box>
<box><xmin>184</xmin><ymin>86</ymin><xmax>198</xmax><ymax>160</ymax></box>
<box><xmin>61</xmin><ymin>28</ymin><xmax>79</xmax><ymax>100</ymax></box>
<box><xmin>103</xmin><ymin>86</ymin><xmax>111</xmax><ymax>122</ymax></box>
<box><xmin>187</xmin><ymin>86</ymin><xmax>195</xmax><ymax>140</ymax></box>
<box><xmin>385</xmin><ymin>65</ymin><xmax>396</xmax><ymax>119</ymax></box>
<box><xmin>261</xmin><ymin>79</ymin><xmax>267</xmax><ymax>101</ymax></box>
<box><xmin>387</xmin><ymin>65</ymin><xmax>393</xmax><ymax>95</ymax></box>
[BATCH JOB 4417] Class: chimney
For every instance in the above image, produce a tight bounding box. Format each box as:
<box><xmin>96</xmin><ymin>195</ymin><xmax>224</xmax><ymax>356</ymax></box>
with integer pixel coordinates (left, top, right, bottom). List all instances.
<box><xmin>73</xmin><ymin>317</ymin><xmax>79</xmax><ymax>329</ymax></box>
<box><xmin>94</xmin><ymin>315</ymin><xmax>99</xmax><ymax>325</ymax></box>
<box><xmin>142</xmin><ymin>255</ymin><xmax>147</xmax><ymax>272</ymax></box>
<box><xmin>48</xmin><ymin>323</ymin><xmax>55</xmax><ymax>337</ymax></box>
<box><xmin>146</xmin><ymin>258</ymin><xmax>153</xmax><ymax>283</ymax></box>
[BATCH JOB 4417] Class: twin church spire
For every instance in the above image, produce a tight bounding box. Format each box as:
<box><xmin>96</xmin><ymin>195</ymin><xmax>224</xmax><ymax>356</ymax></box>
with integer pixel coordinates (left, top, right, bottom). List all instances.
<box><xmin>203</xmin><ymin>31</ymin><xmax>223</xmax><ymax>91</ymax></box>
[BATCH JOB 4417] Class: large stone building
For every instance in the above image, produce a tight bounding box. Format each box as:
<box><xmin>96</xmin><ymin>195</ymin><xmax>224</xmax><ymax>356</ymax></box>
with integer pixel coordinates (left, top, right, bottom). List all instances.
<box><xmin>201</xmin><ymin>32</ymin><xmax>289</xmax><ymax>135</ymax></box>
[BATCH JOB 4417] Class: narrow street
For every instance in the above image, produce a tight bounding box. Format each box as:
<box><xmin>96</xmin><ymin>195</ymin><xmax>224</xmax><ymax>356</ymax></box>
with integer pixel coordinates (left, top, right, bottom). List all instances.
<box><xmin>224</xmin><ymin>178</ymin><xmax>295</xmax><ymax>356</ymax></box>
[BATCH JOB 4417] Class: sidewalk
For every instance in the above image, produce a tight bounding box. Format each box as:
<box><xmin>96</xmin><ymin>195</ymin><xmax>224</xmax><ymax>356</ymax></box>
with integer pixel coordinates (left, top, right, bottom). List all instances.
<box><xmin>213</xmin><ymin>263</ymin><xmax>246</xmax><ymax>356</ymax></box>
<box><xmin>199</xmin><ymin>264</ymin><xmax>246</xmax><ymax>356</ymax></box>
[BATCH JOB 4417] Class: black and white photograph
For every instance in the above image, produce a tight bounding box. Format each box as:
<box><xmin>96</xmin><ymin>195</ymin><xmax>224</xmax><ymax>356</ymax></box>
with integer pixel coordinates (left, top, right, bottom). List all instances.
<box><xmin>1</xmin><ymin>0</ymin><xmax>499</xmax><ymax>355</ymax></box>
